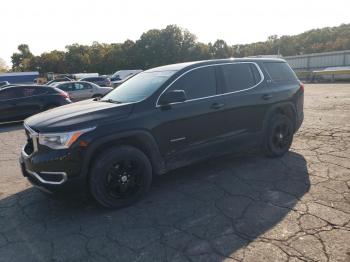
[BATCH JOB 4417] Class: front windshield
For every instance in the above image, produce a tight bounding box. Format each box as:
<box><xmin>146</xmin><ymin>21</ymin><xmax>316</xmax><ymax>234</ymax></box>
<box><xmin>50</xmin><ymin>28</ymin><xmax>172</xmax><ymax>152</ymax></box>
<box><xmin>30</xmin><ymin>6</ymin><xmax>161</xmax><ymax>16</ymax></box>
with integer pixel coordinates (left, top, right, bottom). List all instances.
<box><xmin>101</xmin><ymin>70</ymin><xmax>176</xmax><ymax>103</ymax></box>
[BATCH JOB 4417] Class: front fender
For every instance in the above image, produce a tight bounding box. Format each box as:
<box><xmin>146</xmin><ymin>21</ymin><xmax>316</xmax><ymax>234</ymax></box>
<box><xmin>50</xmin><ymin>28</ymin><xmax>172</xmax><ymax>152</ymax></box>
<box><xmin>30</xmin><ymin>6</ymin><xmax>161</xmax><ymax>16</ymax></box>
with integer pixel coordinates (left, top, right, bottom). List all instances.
<box><xmin>80</xmin><ymin>130</ymin><xmax>166</xmax><ymax>178</ymax></box>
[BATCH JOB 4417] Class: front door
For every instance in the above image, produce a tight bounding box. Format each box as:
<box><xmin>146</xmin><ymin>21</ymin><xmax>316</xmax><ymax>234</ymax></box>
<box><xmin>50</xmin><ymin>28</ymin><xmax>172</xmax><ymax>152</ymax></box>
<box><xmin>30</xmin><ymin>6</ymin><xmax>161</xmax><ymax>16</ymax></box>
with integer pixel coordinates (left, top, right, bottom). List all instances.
<box><xmin>153</xmin><ymin>66</ymin><xmax>227</xmax><ymax>168</ymax></box>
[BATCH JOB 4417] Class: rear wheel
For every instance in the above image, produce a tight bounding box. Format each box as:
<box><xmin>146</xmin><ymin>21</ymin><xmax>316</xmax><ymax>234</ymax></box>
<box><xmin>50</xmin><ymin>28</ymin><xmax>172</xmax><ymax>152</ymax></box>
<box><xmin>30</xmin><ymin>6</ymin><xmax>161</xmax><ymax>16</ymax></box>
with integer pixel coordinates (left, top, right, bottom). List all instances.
<box><xmin>92</xmin><ymin>94</ymin><xmax>103</xmax><ymax>99</ymax></box>
<box><xmin>264</xmin><ymin>114</ymin><xmax>294</xmax><ymax>157</ymax></box>
<box><xmin>89</xmin><ymin>146</ymin><xmax>152</xmax><ymax>208</ymax></box>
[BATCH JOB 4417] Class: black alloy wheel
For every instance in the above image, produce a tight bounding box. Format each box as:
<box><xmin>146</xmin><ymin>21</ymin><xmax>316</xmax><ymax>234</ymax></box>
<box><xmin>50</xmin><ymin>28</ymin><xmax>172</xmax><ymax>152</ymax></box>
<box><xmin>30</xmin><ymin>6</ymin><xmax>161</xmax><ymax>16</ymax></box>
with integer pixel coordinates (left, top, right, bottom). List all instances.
<box><xmin>264</xmin><ymin>114</ymin><xmax>294</xmax><ymax>157</ymax></box>
<box><xmin>90</xmin><ymin>146</ymin><xmax>152</xmax><ymax>208</ymax></box>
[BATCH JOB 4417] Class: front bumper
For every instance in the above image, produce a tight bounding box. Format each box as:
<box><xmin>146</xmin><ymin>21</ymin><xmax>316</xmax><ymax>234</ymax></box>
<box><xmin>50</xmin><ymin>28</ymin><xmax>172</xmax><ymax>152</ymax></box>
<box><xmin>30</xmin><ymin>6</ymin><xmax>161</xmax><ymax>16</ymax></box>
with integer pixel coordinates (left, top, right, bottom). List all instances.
<box><xmin>19</xmin><ymin>139</ymin><xmax>86</xmax><ymax>192</ymax></box>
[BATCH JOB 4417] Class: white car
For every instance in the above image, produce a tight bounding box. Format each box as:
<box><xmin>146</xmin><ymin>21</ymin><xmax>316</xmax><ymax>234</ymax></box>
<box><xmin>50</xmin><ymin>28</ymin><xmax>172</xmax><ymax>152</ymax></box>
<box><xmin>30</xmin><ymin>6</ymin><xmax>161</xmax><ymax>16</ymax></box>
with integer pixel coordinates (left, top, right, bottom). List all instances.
<box><xmin>53</xmin><ymin>81</ymin><xmax>112</xmax><ymax>101</ymax></box>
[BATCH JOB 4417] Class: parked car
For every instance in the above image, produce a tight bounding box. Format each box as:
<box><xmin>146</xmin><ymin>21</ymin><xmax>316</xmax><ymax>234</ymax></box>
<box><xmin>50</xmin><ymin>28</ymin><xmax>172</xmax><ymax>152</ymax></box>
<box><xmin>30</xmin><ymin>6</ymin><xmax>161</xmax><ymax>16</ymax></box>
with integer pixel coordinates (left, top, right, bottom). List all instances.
<box><xmin>53</xmin><ymin>81</ymin><xmax>112</xmax><ymax>101</ymax></box>
<box><xmin>79</xmin><ymin>76</ymin><xmax>111</xmax><ymax>87</ymax></box>
<box><xmin>20</xmin><ymin>58</ymin><xmax>304</xmax><ymax>208</ymax></box>
<box><xmin>46</xmin><ymin>77</ymin><xmax>73</xmax><ymax>86</ymax></box>
<box><xmin>0</xmin><ymin>85</ymin><xmax>71</xmax><ymax>123</ymax></box>
<box><xmin>110</xmin><ymin>70</ymin><xmax>142</xmax><ymax>87</ymax></box>
<box><xmin>0</xmin><ymin>84</ymin><xmax>18</xmax><ymax>89</ymax></box>
<box><xmin>0</xmin><ymin>81</ymin><xmax>9</xmax><ymax>87</ymax></box>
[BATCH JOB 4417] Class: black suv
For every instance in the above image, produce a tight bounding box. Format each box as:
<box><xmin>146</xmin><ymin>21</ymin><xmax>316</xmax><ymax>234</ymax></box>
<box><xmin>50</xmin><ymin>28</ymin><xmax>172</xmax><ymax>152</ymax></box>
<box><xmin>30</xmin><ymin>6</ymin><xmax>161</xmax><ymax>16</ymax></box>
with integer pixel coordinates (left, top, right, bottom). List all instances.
<box><xmin>20</xmin><ymin>58</ymin><xmax>304</xmax><ymax>208</ymax></box>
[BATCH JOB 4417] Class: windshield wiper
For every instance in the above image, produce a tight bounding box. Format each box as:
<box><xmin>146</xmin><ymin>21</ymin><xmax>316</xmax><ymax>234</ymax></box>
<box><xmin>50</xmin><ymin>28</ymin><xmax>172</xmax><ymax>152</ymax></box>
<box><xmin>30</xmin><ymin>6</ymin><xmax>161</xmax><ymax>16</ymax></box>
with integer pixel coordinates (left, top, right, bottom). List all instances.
<box><xmin>100</xmin><ymin>98</ymin><xmax>123</xmax><ymax>104</ymax></box>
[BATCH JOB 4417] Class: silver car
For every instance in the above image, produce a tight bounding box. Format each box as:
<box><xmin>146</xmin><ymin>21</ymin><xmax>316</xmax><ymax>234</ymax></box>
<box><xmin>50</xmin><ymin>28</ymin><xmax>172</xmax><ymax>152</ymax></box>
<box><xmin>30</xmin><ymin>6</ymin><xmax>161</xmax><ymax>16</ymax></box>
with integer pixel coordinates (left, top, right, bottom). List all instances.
<box><xmin>53</xmin><ymin>81</ymin><xmax>113</xmax><ymax>102</ymax></box>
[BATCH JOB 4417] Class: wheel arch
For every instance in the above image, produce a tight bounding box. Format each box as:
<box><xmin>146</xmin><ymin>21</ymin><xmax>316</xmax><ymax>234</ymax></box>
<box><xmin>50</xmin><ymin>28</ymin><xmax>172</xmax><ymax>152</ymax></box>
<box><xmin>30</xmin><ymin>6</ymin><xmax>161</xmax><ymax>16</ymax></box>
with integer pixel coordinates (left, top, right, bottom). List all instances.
<box><xmin>263</xmin><ymin>102</ymin><xmax>297</xmax><ymax>133</ymax></box>
<box><xmin>81</xmin><ymin>130</ymin><xmax>166</xmax><ymax>179</ymax></box>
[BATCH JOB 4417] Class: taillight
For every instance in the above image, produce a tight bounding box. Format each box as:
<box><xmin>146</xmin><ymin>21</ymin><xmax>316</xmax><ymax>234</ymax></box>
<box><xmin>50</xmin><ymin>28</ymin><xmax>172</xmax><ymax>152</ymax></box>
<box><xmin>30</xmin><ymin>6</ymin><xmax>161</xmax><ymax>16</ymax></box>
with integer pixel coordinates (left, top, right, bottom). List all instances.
<box><xmin>299</xmin><ymin>82</ymin><xmax>304</xmax><ymax>92</ymax></box>
<box><xmin>60</xmin><ymin>91</ymin><xmax>70</xmax><ymax>99</ymax></box>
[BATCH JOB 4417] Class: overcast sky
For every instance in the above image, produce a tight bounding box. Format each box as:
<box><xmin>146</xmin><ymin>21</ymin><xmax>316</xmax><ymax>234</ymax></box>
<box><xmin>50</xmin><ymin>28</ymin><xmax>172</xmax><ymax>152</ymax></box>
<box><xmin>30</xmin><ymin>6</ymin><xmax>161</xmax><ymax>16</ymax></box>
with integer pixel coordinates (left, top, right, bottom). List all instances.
<box><xmin>1</xmin><ymin>0</ymin><xmax>349</xmax><ymax>66</ymax></box>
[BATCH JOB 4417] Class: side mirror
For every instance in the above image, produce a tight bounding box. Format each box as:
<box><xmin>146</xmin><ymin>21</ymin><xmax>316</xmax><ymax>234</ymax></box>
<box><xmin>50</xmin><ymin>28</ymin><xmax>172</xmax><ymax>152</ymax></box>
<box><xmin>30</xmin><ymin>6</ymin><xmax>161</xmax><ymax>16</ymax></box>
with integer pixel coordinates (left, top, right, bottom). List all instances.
<box><xmin>159</xmin><ymin>90</ymin><xmax>187</xmax><ymax>105</ymax></box>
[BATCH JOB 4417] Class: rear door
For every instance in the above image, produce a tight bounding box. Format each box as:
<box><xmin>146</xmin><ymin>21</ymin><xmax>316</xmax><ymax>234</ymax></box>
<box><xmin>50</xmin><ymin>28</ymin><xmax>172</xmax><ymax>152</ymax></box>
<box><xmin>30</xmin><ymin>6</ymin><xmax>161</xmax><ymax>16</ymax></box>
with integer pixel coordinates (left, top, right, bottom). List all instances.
<box><xmin>218</xmin><ymin>62</ymin><xmax>266</xmax><ymax>147</ymax></box>
<box><xmin>73</xmin><ymin>82</ymin><xmax>93</xmax><ymax>100</ymax></box>
<box><xmin>153</xmin><ymin>66</ymin><xmax>227</xmax><ymax>167</ymax></box>
<box><xmin>15</xmin><ymin>87</ymin><xmax>44</xmax><ymax>117</ymax></box>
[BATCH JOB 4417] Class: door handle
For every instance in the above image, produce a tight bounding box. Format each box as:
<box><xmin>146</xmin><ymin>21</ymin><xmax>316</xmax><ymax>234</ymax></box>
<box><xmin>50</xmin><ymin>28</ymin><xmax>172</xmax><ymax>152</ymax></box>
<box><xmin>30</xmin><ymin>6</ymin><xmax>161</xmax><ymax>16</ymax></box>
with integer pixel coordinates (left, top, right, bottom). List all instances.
<box><xmin>262</xmin><ymin>94</ymin><xmax>273</xmax><ymax>100</ymax></box>
<box><xmin>211</xmin><ymin>103</ymin><xmax>224</xmax><ymax>109</ymax></box>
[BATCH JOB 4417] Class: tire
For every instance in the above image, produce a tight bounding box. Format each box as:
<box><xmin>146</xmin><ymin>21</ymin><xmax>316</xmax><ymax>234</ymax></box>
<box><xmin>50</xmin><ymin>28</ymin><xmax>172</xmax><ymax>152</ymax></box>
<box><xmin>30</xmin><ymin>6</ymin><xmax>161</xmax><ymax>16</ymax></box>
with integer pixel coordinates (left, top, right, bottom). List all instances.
<box><xmin>92</xmin><ymin>94</ymin><xmax>103</xmax><ymax>99</ymax></box>
<box><xmin>89</xmin><ymin>146</ymin><xmax>152</xmax><ymax>208</ymax></box>
<box><xmin>263</xmin><ymin>114</ymin><xmax>294</xmax><ymax>157</ymax></box>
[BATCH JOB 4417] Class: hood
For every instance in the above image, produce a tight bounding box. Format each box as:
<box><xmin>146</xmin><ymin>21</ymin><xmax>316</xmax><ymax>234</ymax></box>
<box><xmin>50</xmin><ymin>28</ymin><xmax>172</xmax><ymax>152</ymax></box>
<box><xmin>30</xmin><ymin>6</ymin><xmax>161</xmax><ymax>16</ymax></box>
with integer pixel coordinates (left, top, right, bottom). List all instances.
<box><xmin>25</xmin><ymin>99</ymin><xmax>134</xmax><ymax>132</ymax></box>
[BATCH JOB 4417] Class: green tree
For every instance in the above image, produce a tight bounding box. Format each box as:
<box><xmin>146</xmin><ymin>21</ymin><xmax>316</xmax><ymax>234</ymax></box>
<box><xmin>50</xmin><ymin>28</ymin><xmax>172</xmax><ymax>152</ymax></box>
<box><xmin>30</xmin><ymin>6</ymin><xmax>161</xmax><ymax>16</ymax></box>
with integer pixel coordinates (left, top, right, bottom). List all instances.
<box><xmin>11</xmin><ymin>44</ymin><xmax>34</xmax><ymax>71</ymax></box>
<box><xmin>0</xmin><ymin>58</ymin><xmax>8</xmax><ymax>72</ymax></box>
<box><xmin>210</xmin><ymin>39</ymin><xmax>232</xmax><ymax>58</ymax></box>
<box><xmin>9</xmin><ymin>23</ymin><xmax>350</xmax><ymax>74</ymax></box>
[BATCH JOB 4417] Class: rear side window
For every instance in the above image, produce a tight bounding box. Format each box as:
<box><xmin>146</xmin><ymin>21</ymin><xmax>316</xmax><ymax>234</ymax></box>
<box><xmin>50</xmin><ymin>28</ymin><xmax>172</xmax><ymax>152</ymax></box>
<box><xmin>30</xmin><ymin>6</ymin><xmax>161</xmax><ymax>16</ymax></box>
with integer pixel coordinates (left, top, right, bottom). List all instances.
<box><xmin>33</xmin><ymin>87</ymin><xmax>48</xmax><ymax>95</ymax></box>
<box><xmin>264</xmin><ymin>62</ymin><xmax>298</xmax><ymax>83</ymax></box>
<box><xmin>81</xmin><ymin>82</ymin><xmax>92</xmax><ymax>89</ymax></box>
<box><xmin>0</xmin><ymin>88</ymin><xmax>17</xmax><ymax>100</ymax></box>
<box><xmin>75</xmin><ymin>83</ymin><xmax>91</xmax><ymax>90</ymax></box>
<box><xmin>221</xmin><ymin>63</ymin><xmax>259</xmax><ymax>93</ymax></box>
<box><xmin>22</xmin><ymin>88</ymin><xmax>35</xmax><ymax>97</ymax></box>
<box><xmin>59</xmin><ymin>83</ymin><xmax>74</xmax><ymax>91</ymax></box>
<box><xmin>169</xmin><ymin>66</ymin><xmax>216</xmax><ymax>100</ymax></box>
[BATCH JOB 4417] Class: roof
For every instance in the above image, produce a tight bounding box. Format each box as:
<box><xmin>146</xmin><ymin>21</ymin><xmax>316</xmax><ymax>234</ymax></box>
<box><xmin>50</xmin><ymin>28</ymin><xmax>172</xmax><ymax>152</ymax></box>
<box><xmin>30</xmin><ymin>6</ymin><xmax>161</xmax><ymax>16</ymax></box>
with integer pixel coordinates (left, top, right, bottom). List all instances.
<box><xmin>145</xmin><ymin>58</ymin><xmax>286</xmax><ymax>73</ymax></box>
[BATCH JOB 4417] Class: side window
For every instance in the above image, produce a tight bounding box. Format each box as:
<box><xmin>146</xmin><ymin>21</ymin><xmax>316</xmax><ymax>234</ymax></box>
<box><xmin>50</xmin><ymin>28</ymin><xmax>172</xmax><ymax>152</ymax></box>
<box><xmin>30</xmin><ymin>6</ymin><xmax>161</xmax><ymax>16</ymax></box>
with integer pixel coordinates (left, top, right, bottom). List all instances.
<box><xmin>81</xmin><ymin>83</ymin><xmax>92</xmax><ymax>89</ymax></box>
<box><xmin>33</xmin><ymin>87</ymin><xmax>48</xmax><ymax>95</ymax></box>
<box><xmin>59</xmin><ymin>83</ymin><xmax>73</xmax><ymax>91</ymax></box>
<box><xmin>75</xmin><ymin>83</ymin><xmax>89</xmax><ymax>90</ymax></box>
<box><xmin>22</xmin><ymin>87</ymin><xmax>36</xmax><ymax>97</ymax></box>
<box><xmin>264</xmin><ymin>62</ymin><xmax>298</xmax><ymax>83</ymax></box>
<box><xmin>0</xmin><ymin>88</ymin><xmax>17</xmax><ymax>100</ymax></box>
<box><xmin>221</xmin><ymin>63</ymin><xmax>257</xmax><ymax>93</ymax></box>
<box><xmin>168</xmin><ymin>66</ymin><xmax>216</xmax><ymax>100</ymax></box>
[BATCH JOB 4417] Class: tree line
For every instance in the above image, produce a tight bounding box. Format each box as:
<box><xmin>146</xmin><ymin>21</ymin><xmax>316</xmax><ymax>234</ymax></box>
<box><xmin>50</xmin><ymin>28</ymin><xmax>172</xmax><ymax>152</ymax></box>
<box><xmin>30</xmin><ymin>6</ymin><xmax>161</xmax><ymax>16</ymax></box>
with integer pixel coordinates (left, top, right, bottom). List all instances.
<box><xmin>9</xmin><ymin>23</ymin><xmax>350</xmax><ymax>74</ymax></box>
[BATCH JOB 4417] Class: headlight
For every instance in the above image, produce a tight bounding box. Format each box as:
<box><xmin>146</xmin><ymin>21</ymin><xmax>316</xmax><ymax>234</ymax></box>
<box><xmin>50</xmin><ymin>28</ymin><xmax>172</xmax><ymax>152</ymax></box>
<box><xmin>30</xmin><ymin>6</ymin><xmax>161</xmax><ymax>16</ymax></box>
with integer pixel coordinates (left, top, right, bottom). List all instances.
<box><xmin>38</xmin><ymin>127</ymin><xmax>95</xmax><ymax>149</ymax></box>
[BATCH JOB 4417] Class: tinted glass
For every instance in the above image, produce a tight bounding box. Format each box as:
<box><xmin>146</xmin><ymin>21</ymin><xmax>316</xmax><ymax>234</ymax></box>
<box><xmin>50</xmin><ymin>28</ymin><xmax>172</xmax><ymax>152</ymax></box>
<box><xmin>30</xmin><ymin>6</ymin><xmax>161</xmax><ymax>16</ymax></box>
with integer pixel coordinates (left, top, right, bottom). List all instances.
<box><xmin>264</xmin><ymin>62</ymin><xmax>298</xmax><ymax>83</ymax></box>
<box><xmin>221</xmin><ymin>63</ymin><xmax>257</xmax><ymax>93</ymax></box>
<box><xmin>22</xmin><ymin>87</ymin><xmax>36</xmax><ymax>97</ymax></box>
<box><xmin>168</xmin><ymin>66</ymin><xmax>216</xmax><ymax>100</ymax></box>
<box><xmin>0</xmin><ymin>88</ymin><xmax>18</xmax><ymax>100</ymax></box>
<box><xmin>102</xmin><ymin>70</ymin><xmax>176</xmax><ymax>103</ymax></box>
<box><xmin>81</xmin><ymin>82</ymin><xmax>92</xmax><ymax>89</ymax></box>
<box><xmin>33</xmin><ymin>87</ymin><xmax>48</xmax><ymax>95</ymax></box>
<box><xmin>74</xmin><ymin>83</ymin><xmax>90</xmax><ymax>90</ymax></box>
<box><xmin>59</xmin><ymin>83</ymin><xmax>74</xmax><ymax>91</ymax></box>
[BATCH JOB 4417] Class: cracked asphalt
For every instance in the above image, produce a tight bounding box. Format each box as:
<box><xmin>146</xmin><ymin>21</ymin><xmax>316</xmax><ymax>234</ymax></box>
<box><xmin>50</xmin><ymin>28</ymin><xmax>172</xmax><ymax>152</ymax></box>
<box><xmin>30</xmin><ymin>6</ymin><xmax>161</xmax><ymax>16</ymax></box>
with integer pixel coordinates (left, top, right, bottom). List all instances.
<box><xmin>0</xmin><ymin>83</ymin><xmax>349</xmax><ymax>262</ymax></box>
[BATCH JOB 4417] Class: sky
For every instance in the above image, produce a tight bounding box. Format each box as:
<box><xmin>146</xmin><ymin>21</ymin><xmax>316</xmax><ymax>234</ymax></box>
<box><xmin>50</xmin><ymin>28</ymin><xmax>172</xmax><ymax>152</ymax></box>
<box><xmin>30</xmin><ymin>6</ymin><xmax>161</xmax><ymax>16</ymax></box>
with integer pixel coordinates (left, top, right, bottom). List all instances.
<box><xmin>1</xmin><ymin>0</ymin><xmax>350</xmax><ymax>66</ymax></box>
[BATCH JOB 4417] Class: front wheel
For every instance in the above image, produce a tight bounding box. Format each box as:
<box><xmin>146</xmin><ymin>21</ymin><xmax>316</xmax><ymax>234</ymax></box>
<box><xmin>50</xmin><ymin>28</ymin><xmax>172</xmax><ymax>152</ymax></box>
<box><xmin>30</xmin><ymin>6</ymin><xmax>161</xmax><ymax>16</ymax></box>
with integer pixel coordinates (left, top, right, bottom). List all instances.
<box><xmin>89</xmin><ymin>146</ymin><xmax>152</xmax><ymax>208</ymax></box>
<box><xmin>263</xmin><ymin>114</ymin><xmax>294</xmax><ymax>157</ymax></box>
